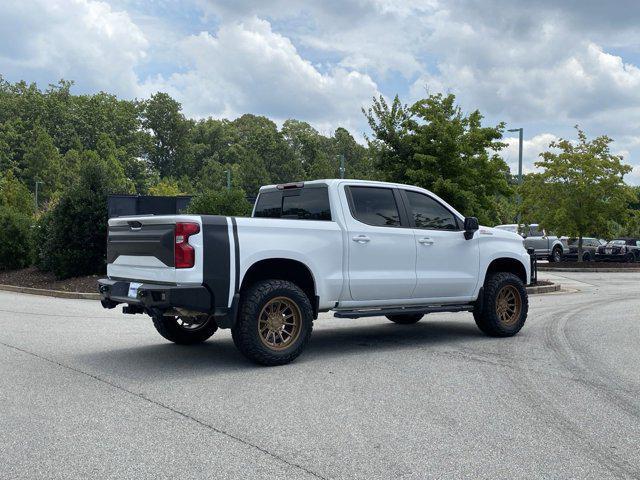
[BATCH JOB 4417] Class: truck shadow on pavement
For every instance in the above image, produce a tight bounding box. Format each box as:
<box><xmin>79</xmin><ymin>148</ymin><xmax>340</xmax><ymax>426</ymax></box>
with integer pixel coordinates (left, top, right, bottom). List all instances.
<box><xmin>75</xmin><ymin>319</ymin><xmax>488</xmax><ymax>376</ymax></box>
<box><xmin>305</xmin><ymin>319</ymin><xmax>484</xmax><ymax>360</ymax></box>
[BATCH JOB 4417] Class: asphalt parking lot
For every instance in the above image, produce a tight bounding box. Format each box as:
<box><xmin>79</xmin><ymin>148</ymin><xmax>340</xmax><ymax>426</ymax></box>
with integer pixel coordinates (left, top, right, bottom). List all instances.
<box><xmin>1</xmin><ymin>271</ymin><xmax>639</xmax><ymax>480</ymax></box>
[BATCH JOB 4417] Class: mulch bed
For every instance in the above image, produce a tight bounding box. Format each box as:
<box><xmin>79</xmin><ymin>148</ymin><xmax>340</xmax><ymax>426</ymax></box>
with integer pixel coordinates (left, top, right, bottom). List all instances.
<box><xmin>533</xmin><ymin>279</ymin><xmax>553</xmax><ymax>286</ymax></box>
<box><xmin>0</xmin><ymin>267</ymin><xmax>101</xmax><ymax>293</ymax></box>
<box><xmin>543</xmin><ymin>261</ymin><xmax>639</xmax><ymax>269</ymax></box>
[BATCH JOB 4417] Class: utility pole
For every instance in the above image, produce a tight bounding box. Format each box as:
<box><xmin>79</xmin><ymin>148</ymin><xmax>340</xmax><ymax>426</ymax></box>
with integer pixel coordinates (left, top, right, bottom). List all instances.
<box><xmin>507</xmin><ymin>128</ymin><xmax>523</xmax><ymax>224</ymax></box>
<box><xmin>338</xmin><ymin>154</ymin><xmax>345</xmax><ymax>179</ymax></box>
<box><xmin>35</xmin><ymin>180</ymin><xmax>43</xmax><ymax>211</ymax></box>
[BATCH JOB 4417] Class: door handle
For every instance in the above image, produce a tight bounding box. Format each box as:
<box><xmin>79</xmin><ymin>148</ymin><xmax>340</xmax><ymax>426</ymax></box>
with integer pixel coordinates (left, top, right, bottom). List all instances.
<box><xmin>418</xmin><ymin>237</ymin><xmax>434</xmax><ymax>245</ymax></box>
<box><xmin>352</xmin><ymin>235</ymin><xmax>371</xmax><ymax>244</ymax></box>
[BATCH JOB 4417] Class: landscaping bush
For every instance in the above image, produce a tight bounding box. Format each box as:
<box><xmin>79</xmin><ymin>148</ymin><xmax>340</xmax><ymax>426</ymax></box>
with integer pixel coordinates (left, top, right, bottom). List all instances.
<box><xmin>31</xmin><ymin>209</ymin><xmax>55</xmax><ymax>272</ymax></box>
<box><xmin>35</xmin><ymin>151</ymin><xmax>134</xmax><ymax>279</ymax></box>
<box><xmin>38</xmin><ymin>185</ymin><xmax>109</xmax><ymax>279</ymax></box>
<box><xmin>186</xmin><ymin>188</ymin><xmax>252</xmax><ymax>216</ymax></box>
<box><xmin>0</xmin><ymin>207</ymin><xmax>32</xmax><ymax>270</ymax></box>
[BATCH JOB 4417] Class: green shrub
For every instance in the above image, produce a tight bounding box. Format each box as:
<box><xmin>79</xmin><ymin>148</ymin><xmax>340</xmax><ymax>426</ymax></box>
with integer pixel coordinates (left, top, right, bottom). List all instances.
<box><xmin>37</xmin><ymin>186</ymin><xmax>108</xmax><ymax>278</ymax></box>
<box><xmin>0</xmin><ymin>207</ymin><xmax>32</xmax><ymax>270</ymax></box>
<box><xmin>31</xmin><ymin>210</ymin><xmax>55</xmax><ymax>272</ymax></box>
<box><xmin>35</xmin><ymin>150</ymin><xmax>134</xmax><ymax>279</ymax></box>
<box><xmin>186</xmin><ymin>188</ymin><xmax>252</xmax><ymax>216</ymax></box>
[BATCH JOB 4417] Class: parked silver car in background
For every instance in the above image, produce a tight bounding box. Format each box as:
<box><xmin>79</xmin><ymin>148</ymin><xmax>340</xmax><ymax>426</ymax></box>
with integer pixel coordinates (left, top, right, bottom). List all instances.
<box><xmin>495</xmin><ymin>223</ymin><xmax>567</xmax><ymax>262</ymax></box>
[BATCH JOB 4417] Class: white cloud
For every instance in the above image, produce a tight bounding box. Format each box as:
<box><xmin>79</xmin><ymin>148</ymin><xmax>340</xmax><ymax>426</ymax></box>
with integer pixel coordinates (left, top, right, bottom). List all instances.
<box><xmin>627</xmin><ymin>165</ymin><xmax>640</xmax><ymax>186</ymax></box>
<box><xmin>197</xmin><ymin>0</ymin><xmax>439</xmax><ymax>77</ymax></box>
<box><xmin>140</xmin><ymin>18</ymin><xmax>380</xmax><ymax>131</ymax></box>
<box><xmin>0</xmin><ymin>0</ymin><xmax>147</xmax><ymax>95</ymax></box>
<box><xmin>414</xmin><ymin>18</ymin><xmax>640</xmax><ymax>123</ymax></box>
<box><xmin>2</xmin><ymin>0</ymin><xmax>640</xmax><ymax>176</ymax></box>
<box><xmin>502</xmin><ymin>133</ymin><xmax>558</xmax><ymax>176</ymax></box>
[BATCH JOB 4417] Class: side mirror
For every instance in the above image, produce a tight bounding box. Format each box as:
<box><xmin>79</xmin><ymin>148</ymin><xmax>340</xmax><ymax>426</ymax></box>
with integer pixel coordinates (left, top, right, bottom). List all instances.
<box><xmin>463</xmin><ymin>217</ymin><xmax>479</xmax><ymax>240</ymax></box>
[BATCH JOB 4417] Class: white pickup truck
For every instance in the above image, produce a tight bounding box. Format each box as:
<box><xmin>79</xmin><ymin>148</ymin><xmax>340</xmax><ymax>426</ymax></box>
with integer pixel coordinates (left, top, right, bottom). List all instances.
<box><xmin>99</xmin><ymin>179</ymin><xmax>531</xmax><ymax>365</ymax></box>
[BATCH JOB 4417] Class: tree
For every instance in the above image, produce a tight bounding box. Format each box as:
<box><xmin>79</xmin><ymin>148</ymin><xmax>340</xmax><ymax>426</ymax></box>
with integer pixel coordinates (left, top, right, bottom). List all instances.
<box><xmin>232</xmin><ymin>114</ymin><xmax>303</xmax><ymax>183</ymax></box>
<box><xmin>35</xmin><ymin>150</ymin><xmax>134</xmax><ymax>278</ymax></box>
<box><xmin>142</xmin><ymin>92</ymin><xmax>193</xmax><ymax>178</ymax></box>
<box><xmin>196</xmin><ymin>158</ymin><xmax>230</xmax><ymax>192</ymax></box>
<box><xmin>282</xmin><ymin>119</ymin><xmax>336</xmax><ymax>178</ymax></box>
<box><xmin>0</xmin><ymin>169</ymin><xmax>34</xmax><ymax>216</ymax></box>
<box><xmin>148</xmin><ymin>178</ymin><xmax>183</xmax><ymax>196</ymax></box>
<box><xmin>21</xmin><ymin>123</ymin><xmax>63</xmax><ymax>201</ymax></box>
<box><xmin>521</xmin><ymin>127</ymin><xmax>633</xmax><ymax>261</ymax></box>
<box><xmin>364</xmin><ymin>93</ymin><xmax>512</xmax><ymax>224</ymax></box>
<box><xmin>190</xmin><ymin>118</ymin><xmax>233</xmax><ymax>173</ymax></box>
<box><xmin>332</xmin><ymin>127</ymin><xmax>375</xmax><ymax>180</ymax></box>
<box><xmin>236</xmin><ymin>149</ymin><xmax>269</xmax><ymax>195</ymax></box>
<box><xmin>186</xmin><ymin>189</ymin><xmax>252</xmax><ymax>216</ymax></box>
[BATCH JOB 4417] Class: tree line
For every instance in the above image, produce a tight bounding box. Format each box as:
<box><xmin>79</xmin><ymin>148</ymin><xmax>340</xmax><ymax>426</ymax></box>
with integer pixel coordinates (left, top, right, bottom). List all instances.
<box><xmin>0</xmin><ymin>75</ymin><xmax>638</xmax><ymax>276</ymax></box>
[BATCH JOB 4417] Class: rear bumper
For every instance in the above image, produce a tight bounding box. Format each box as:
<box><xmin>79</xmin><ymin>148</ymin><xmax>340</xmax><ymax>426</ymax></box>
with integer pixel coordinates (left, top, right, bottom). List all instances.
<box><xmin>97</xmin><ymin>278</ymin><xmax>213</xmax><ymax>313</ymax></box>
<box><xmin>97</xmin><ymin>278</ymin><xmax>239</xmax><ymax>328</ymax></box>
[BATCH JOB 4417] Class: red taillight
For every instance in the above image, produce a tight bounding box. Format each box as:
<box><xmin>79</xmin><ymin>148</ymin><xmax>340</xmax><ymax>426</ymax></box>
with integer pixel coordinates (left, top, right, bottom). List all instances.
<box><xmin>175</xmin><ymin>222</ymin><xmax>199</xmax><ymax>269</ymax></box>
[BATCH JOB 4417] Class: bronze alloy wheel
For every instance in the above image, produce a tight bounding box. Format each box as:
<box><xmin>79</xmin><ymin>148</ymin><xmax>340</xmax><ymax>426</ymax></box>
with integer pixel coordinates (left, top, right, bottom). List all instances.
<box><xmin>495</xmin><ymin>285</ymin><xmax>522</xmax><ymax>326</ymax></box>
<box><xmin>258</xmin><ymin>296</ymin><xmax>302</xmax><ymax>350</ymax></box>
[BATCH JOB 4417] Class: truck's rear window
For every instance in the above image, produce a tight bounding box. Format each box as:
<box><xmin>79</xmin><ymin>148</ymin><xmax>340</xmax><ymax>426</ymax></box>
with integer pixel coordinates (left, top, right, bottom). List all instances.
<box><xmin>254</xmin><ymin>187</ymin><xmax>331</xmax><ymax>221</ymax></box>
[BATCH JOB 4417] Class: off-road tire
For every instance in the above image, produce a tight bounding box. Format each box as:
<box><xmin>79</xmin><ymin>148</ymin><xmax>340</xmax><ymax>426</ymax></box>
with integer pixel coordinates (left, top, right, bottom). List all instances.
<box><xmin>152</xmin><ymin>314</ymin><xmax>218</xmax><ymax>344</ymax></box>
<box><xmin>549</xmin><ymin>246</ymin><xmax>563</xmax><ymax>263</ymax></box>
<box><xmin>232</xmin><ymin>280</ymin><xmax>313</xmax><ymax>366</ymax></box>
<box><xmin>625</xmin><ymin>252</ymin><xmax>635</xmax><ymax>263</ymax></box>
<box><xmin>473</xmin><ymin>272</ymin><xmax>528</xmax><ymax>337</ymax></box>
<box><xmin>386</xmin><ymin>314</ymin><xmax>423</xmax><ymax>324</ymax></box>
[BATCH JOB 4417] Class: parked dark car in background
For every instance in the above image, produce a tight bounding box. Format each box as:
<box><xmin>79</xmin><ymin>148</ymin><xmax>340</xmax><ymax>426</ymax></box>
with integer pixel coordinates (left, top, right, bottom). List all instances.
<box><xmin>561</xmin><ymin>237</ymin><xmax>606</xmax><ymax>262</ymax></box>
<box><xmin>596</xmin><ymin>238</ymin><xmax>640</xmax><ymax>262</ymax></box>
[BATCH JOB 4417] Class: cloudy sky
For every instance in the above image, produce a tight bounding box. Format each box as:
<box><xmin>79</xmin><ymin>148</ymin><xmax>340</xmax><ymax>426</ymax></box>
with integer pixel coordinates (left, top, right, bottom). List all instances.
<box><xmin>2</xmin><ymin>0</ymin><xmax>640</xmax><ymax>182</ymax></box>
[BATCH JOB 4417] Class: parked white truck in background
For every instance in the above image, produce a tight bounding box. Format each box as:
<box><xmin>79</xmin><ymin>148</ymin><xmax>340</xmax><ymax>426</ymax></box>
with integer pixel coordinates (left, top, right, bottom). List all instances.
<box><xmin>99</xmin><ymin>179</ymin><xmax>531</xmax><ymax>365</ymax></box>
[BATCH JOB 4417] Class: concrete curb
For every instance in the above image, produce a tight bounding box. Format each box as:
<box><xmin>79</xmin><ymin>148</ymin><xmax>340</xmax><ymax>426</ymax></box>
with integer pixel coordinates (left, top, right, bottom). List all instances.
<box><xmin>539</xmin><ymin>266</ymin><xmax>640</xmax><ymax>273</ymax></box>
<box><xmin>0</xmin><ymin>284</ymin><xmax>100</xmax><ymax>300</ymax></box>
<box><xmin>526</xmin><ymin>282</ymin><xmax>561</xmax><ymax>294</ymax></box>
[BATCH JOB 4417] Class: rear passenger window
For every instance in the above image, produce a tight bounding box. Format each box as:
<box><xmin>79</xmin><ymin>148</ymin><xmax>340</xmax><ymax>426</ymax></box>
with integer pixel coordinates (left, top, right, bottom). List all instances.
<box><xmin>281</xmin><ymin>189</ymin><xmax>331</xmax><ymax>220</ymax></box>
<box><xmin>254</xmin><ymin>187</ymin><xmax>331</xmax><ymax>221</ymax></box>
<box><xmin>253</xmin><ymin>191</ymin><xmax>282</xmax><ymax>218</ymax></box>
<box><xmin>404</xmin><ymin>191</ymin><xmax>458</xmax><ymax>230</ymax></box>
<box><xmin>349</xmin><ymin>186</ymin><xmax>401</xmax><ymax>227</ymax></box>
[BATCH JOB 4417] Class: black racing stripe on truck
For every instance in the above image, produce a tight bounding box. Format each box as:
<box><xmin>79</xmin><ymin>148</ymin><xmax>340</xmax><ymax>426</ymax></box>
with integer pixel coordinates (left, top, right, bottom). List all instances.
<box><xmin>231</xmin><ymin>217</ymin><xmax>240</xmax><ymax>292</ymax></box>
<box><xmin>201</xmin><ymin>216</ymin><xmax>231</xmax><ymax>309</ymax></box>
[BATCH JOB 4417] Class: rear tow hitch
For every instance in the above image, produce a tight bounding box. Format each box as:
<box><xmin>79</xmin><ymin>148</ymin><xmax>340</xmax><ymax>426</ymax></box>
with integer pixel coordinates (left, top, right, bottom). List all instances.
<box><xmin>122</xmin><ymin>305</ymin><xmax>145</xmax><ymax>315</ymax></box>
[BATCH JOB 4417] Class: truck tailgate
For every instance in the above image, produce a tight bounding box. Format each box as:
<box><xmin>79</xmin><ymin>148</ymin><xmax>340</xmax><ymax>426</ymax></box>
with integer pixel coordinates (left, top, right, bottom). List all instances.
<box><xmin>106</xmin><ymin>215</ymin><xmax>203</xmax><ymax>284</ymax></box>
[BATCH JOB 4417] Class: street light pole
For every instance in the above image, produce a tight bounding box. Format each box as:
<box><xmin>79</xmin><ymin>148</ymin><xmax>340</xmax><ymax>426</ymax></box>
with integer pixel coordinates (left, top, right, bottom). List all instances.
<box><xmin>35</xmin><ymin>180</ymin><xmax>43</xmax><ymax>212</ymax></box>
<box><xmin>507</xmin><ymin>128</ymin><xmax>523</xmax><ymax>185</ymax></box>
<box><xmin>507</xmin><ymin>128</ymin><xmax>523</xmax><ymax>224</ymax></box>
<box><xmin>338</xmin><ymin>154</ymin><xmax>345</xmax><ymax>179</ymax></box>
<box><xmin>224</xmin><ymin>170</ymin><xmax>231</xmax><ymax>191</ymax></box>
